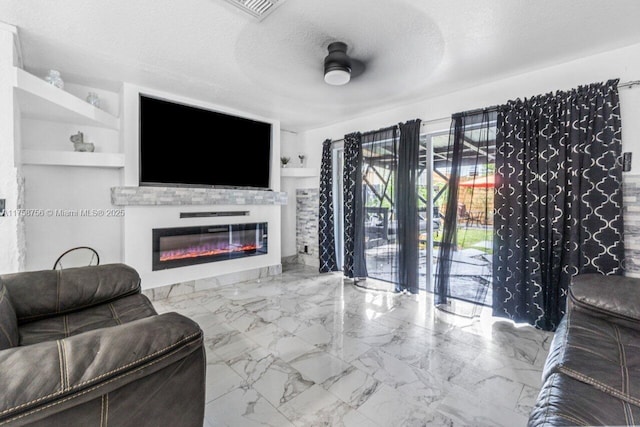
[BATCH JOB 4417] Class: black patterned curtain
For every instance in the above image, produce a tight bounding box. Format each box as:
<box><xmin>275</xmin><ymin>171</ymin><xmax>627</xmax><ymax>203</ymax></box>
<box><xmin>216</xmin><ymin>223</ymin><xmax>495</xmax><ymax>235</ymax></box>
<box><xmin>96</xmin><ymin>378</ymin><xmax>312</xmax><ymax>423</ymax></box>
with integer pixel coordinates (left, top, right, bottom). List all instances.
<box><xmin>319</xmin><ymin>139</ymin><xmax>338</xmax><ymax>272</ymax></box>
<box><xmin>343</xmin><ymin>132</ymin><xmax>368</xmax><ymax>278</ymax></box>
<box><xmin>493</xmin><ymin>79</ymin><xmax>624</xmax><ymax>331</ymax></box>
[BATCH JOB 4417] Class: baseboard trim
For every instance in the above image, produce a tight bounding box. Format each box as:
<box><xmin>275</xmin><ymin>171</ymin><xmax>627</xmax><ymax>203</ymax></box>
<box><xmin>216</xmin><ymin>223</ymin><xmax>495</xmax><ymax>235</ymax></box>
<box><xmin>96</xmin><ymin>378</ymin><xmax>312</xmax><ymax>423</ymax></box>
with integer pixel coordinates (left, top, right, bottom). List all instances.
<box><xmin>142</xmin><ymin>263</ymin><xmax>282</xmax><ymax>301</ymax></box>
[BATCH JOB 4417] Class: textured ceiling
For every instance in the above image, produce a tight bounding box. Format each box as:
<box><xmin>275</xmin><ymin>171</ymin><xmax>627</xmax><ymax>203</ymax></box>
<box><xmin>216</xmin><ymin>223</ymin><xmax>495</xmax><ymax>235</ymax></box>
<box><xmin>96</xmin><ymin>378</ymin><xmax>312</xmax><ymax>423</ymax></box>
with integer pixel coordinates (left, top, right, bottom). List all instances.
<box><xmin>2</xmin><ymin>0</ymin><xmax>640</xmax><ymax>131</ymax></box>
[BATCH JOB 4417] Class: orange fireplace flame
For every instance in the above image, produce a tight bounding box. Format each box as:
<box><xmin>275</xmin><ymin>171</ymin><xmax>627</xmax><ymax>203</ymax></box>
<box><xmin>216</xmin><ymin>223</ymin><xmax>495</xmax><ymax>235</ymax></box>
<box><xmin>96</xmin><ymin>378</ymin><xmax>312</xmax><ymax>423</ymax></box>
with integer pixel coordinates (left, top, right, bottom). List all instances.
<box><xmin>160</xmin><ymin>244</ymin><xmax>261</xmax><ymax>262</ymax></box>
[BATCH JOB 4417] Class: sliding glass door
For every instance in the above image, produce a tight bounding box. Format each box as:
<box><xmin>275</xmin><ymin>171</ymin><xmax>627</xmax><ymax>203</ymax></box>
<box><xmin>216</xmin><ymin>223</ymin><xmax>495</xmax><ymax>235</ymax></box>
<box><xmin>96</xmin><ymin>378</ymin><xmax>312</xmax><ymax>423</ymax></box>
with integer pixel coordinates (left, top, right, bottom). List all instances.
<box><xmin>331</xmin><ymin>119</ymin><xmax>495</xmax><ymax>307</ymax></box>
<box><xmin>333</xmin><ymin>143</ymin><xmax>344</xmax><ymax>271</ymax></box>
<box><xmin>431</xmin><ymin>117</ymin><xmax>496</xmax><ymax>307</ymax></box>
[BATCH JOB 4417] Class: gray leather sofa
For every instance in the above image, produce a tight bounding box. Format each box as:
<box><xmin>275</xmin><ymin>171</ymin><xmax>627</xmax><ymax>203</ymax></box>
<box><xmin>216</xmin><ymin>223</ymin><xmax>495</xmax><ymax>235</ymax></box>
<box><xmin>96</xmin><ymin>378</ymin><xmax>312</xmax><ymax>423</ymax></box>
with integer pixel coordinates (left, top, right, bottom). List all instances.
<box><xmin>529</xmin><ymin>274</ymin><xmax>640</xmax><ymax>426</ymax></box>
<box><xmin>0</xmin><ymin>263</ymin><xmax>205</xmax><ymax>426</ymax></box>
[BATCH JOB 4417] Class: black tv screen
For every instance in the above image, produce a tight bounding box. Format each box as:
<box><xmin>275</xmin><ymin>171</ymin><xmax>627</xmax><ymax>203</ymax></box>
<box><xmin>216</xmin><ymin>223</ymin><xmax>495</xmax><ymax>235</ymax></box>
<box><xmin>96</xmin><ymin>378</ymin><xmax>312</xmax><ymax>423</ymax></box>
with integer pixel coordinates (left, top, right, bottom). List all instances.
<box><xmin>139</xmin><ymin>95</ymin><xmax>272</xmax><ymax>189</ymax></box>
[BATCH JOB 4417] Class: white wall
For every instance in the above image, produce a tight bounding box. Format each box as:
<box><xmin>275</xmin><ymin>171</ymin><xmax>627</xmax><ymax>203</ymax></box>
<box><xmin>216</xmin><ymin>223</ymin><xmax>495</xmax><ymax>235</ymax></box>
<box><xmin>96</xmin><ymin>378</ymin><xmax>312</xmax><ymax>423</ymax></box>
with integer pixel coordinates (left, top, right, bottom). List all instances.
<box><xmin>0</xmin><ymin>26</ymin><xmax>25</xmax><ymax>274</ymax></box>
<box><xmin>285</xmin><ymin>42</ymin><xmax>640</xmax><ymax>257</ymax></box>
<box><xmin>20</xmin><ymin>83</ymin><xmax>122</xmax><ymax>271</ymax></box>
<box><xmin>120</xmin><ymin>83</ymin><xmax>282</xmax><ymax>289</ymax></box>
<box><xmin>22</xmin><ymin>165</ymin><xmax>123</xmax><ymax>270</ymax></box>
<box><xmin>280</xmin><ymin>129</ymin><xmax>304</xmax><ymax>258</ymax></box>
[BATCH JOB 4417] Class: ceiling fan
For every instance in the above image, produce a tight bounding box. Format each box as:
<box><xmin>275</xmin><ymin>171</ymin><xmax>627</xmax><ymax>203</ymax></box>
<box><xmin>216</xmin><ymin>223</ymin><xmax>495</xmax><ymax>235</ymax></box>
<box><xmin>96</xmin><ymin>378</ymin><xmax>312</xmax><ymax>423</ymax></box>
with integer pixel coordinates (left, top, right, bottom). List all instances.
<box><xmin>323</xmin><ymin>41</ymin><xmax>366</xmax><ymax>86</ymax></box>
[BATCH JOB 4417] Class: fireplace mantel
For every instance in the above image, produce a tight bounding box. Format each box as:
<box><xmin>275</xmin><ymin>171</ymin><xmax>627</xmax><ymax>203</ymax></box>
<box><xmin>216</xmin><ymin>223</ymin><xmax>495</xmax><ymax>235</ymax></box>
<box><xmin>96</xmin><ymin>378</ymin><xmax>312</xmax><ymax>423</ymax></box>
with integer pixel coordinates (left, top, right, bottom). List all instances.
<box><xmin>111</xmin><ymin>186</ymin><xmax>288</xmax><ymax>206</ymax></box>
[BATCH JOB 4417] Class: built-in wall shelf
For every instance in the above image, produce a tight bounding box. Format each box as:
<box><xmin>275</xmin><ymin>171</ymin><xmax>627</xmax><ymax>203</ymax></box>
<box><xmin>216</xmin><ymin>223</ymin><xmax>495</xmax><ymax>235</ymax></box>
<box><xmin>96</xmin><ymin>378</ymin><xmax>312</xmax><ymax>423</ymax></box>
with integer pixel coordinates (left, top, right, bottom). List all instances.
<box><xmin>21</xmin><ymin>150</ymin><xmax>125</xmax><ymax>168</ymax></box>
<box><xmin>13</xmin><ymin>67</ymin><xmax>120</xmax><ymax>130</ymax></box>
<box><xmin>281</xmin><ymin>168</ymin><xmax>318</xmax><ymax>178</ymax></box>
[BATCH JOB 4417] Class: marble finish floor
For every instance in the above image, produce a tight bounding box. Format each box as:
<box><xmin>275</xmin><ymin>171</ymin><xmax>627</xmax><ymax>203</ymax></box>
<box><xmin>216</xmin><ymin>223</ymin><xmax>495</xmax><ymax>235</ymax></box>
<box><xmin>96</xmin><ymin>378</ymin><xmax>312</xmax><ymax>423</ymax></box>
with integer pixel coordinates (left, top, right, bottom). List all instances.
<box><xmin>153</xmin><ymin>265</ymin><xmax>553</xmax><ymax>427</ymax></box>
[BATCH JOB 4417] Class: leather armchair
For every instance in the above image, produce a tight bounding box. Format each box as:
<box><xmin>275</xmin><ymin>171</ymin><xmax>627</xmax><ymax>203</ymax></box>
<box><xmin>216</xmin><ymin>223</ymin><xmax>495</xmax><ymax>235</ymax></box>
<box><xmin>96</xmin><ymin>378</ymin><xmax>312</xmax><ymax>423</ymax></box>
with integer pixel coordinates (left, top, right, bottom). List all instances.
<box><xmin>529</xmin><ymin>274</ymin><xmax>640</xmax><ymax>426</ymax></box>
<box><xmin>0</xmin><ymin>264</ymin><xmax>205</xmax><ymax>426</ymax></box>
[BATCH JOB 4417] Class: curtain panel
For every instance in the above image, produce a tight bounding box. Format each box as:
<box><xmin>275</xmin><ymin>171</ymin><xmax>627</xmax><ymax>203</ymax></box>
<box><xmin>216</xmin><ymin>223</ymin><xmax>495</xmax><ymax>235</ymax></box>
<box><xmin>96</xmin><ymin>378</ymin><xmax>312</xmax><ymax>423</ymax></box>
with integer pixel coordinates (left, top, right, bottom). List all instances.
<box><xmin>360</xmin><ymin>126</ymin><xmax>398</xmax><ymax>287</ymax></box>
<box><xmin>319</xmin><ymin>139</ymin><xmax>338</xmax><ymax>272</ymax></box>
<box><xmin>434</xmin><ymin>112</ymin><xmax>495</xmax><ymax>307</ymax></box>
<box><xmin>493</xmin><ymin>79</ymin><xmax>624</xmax><ymax>331</ymax></box>
<box><xmin>343</xmin><ymin>132</ymin><xmax>368</xmax><ymax>279</ymax></box>
<box><xmin>397</xmin><ymin>119</ymin><xmax>421</xmax><ymax>293</ymax></box>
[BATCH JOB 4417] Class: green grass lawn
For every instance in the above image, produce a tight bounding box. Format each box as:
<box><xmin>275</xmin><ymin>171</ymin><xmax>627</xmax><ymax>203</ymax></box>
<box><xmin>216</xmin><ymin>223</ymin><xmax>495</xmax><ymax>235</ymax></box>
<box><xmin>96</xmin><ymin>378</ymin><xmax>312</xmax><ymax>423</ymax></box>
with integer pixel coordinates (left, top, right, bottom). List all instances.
<box><xmin>431</xmin><ymin>226</ymin><xmax>493</xmax><ymax>253</ymax></box>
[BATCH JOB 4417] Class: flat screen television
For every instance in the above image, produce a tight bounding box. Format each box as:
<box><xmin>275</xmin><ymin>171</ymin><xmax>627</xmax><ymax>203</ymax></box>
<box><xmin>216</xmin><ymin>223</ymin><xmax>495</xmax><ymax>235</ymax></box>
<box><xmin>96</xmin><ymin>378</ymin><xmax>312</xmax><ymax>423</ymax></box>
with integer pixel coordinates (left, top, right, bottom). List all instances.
<box><xmin>139</xmin><ymin>95</ymin><xmax>272</xmax><ymax>189</ymax></box>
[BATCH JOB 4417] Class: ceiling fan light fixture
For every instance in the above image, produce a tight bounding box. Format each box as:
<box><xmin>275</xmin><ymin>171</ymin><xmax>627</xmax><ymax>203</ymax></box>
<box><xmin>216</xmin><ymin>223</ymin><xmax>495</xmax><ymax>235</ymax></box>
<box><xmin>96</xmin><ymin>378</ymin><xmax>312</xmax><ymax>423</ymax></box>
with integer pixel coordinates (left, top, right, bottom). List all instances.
<box><xmin>324</xmin><ymin>41</ymin><xmax>352</xmax><ymax>86</ymax></box>
<box><xmin>324</xmin><ymin>69</ymin><xmax>351</xmax><ymax>85</ymax></box>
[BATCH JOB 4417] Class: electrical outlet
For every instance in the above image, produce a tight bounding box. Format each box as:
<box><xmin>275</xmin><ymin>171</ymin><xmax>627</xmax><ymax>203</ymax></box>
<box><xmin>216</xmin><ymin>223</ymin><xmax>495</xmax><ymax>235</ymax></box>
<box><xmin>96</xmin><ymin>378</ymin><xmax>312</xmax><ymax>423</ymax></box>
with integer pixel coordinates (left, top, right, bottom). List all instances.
<box><xmin>0</xmin><ymin>199</ymin><xmax>5</xmax><ymax>216</ymax></box>
<box><xmin>624</xmin><ymin>152</ymin><xmax>633</xmax><ymax>172</ymax></box>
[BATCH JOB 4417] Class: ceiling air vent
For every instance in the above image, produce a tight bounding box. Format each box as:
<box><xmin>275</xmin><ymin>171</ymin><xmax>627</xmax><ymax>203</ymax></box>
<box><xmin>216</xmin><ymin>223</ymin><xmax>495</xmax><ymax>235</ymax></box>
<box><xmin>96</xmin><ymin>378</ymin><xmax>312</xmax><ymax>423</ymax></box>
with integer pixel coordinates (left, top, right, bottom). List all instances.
<box><xmin>224</xmin><ymin>0</ymin><xmax>286</xmax><ymax>20</ymax></box>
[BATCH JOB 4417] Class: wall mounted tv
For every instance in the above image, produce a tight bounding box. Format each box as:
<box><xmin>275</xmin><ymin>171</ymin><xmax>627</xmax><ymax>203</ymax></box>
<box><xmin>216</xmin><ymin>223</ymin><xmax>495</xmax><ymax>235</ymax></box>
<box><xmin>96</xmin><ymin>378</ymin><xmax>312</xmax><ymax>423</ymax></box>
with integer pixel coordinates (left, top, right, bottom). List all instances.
<box><xmin>139</xmin><ymin>95</ymin><xmax>272</xmax><ymax>189</ymax></box>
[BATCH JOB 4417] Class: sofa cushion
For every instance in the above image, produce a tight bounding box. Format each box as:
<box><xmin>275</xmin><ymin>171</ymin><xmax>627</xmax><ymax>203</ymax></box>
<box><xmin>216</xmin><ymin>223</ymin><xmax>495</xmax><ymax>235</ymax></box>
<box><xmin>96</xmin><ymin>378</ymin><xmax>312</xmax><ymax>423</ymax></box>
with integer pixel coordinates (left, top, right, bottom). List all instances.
<box><xmin>0</xmin><ymin>263</ymin><xmax>141</xmax><ymax>324</ymax></box>
<box><xmin>19</xmin><ymin>293</ymin><xmax>157</xmax><ymax>346</ymax></box>
<box><xmin>0</xmin><ymin>282</ymin><xmax>19</xmax><ymax>349</ymax></box>
<box><xmin>543</xmin><ymin>307</ymin><xmax>640</xmax><ymax>407</ymax></box>
<box><xmin>570</xmin><ymin>274</ymin><xmax>640</xmax><ymax>330</ymax></box>
<box><xmin>529</xmin><ymin>373</ymin><xmax>640</xmax><ymax>427</ymax></box>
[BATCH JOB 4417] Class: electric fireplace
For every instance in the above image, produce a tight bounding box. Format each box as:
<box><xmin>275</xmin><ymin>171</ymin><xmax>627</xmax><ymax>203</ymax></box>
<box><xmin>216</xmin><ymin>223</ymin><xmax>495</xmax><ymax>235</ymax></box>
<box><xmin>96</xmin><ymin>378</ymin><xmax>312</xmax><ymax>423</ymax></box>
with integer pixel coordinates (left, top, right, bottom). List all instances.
<box><xmin>152</xmin><ymin>223</ymin><xmax>268</xmax><ymax>270</ymax></box>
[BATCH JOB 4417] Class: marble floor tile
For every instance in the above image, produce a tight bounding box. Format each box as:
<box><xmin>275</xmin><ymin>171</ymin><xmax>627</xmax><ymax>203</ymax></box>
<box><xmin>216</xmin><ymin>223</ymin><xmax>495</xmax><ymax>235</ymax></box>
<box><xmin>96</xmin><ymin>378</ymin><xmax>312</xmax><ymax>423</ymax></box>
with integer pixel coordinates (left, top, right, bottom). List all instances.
<box><xmin>279</xmin><ymin>384</ymin><xmax>377</xmax><ymax>427</ymax></box>
<box><xmin>317</xmin><ymin>334</ymin><xmax>371</xmax><ymax>363</ymax></box>
<box><xmin>227</xmin><ymin>347</ymin><xmax>314</xmax><ymax>407</ymax></box>
<box><xmin>202</xmin><ymin>322</ymin><xmax>241</xmax><ymax>349</ymax></box>
<box><xmin>205</xmin><ymin>387</ymin><xmax>294</xmax><ymax>427</ymax></box>
<box><xmin>352</xmin><ymin>347</ymin><xmax>422</xmax><ymax>386</ymax></box>
<box><xmin>167</xmin><ymin>264</ymin><xmax>553</xmax><ymax>426</ymax></box>
<box><xmin>246</xmin><ymin>324</ymin><xmax>317</xmax><ymax>362</ymax></box>
<box><xmin>449</xmin><ymin>363</ymin><xmax>525</xmax><ymax>411</ymax></box>
<box><xmin>209</xmin><ymin>332</ymin><xmax>260</xmax><ymax>361</ymax></box>
<box><xmin>352</xmin><ymin>347</ymin><xmax>450</xmax><ymax>409</ymax></box>
<box><xmin>515</xmin><ymin>384</ymin><xmax>541</xmax><ymax>418</ymax></box>
<box><xmin>289</xmin><ymin>349</ymin><xmax>352</xmax><ymax>384</ymax></box>
<box><xmin>205</xmin><ymin>360</ymin><xmax>246</xmax><ymax>403</ymax></box>
<box><xmin>357</xmin><ymin>383</ymin><xmax>455</xmax><ymax>426</ymax></box>
<box><xmin>321</xmin><ymin>365</ymin><xmax>381</xmax><ymax>408</ymax></box>
<box><xmin>294</xmin><ymin>323</ymin><xmax>335</xmax><ymax>346</ymax></box>
<box><xmin>438</xmin><ymin>383</ymin><xmax>529</xmax><ymax>427</ymax></box>
<box><xmin>469</xmin><ymin>350</ymin><xmax>545</xmax><ymax>389</ymax></box>
<box><xmin>226</xmin><ymin>310</ymin><xmax>270</xmax><ymax>333</ymax></box>
<box><xmin>163</xmin><ymin>298</ymin><xmax>211</xmax><ymax>318</ymax></box>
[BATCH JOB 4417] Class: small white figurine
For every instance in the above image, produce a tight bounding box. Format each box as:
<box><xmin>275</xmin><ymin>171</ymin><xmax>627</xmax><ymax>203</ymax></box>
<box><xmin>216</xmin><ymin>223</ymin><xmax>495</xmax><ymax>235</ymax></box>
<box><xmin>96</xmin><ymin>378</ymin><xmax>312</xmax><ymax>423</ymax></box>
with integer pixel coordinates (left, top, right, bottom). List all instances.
<box><xmin>70</xmin><ymin>131</ymin><xmax>95</xmax><ymax>152</ymax></box>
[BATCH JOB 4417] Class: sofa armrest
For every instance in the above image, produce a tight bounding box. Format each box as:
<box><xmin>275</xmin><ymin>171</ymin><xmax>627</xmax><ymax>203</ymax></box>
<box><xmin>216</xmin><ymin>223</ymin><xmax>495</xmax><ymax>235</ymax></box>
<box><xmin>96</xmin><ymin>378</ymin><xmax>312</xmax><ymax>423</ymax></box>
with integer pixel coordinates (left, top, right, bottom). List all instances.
<box><xmin>0</xmin><ymin>264</ymin><xmax>140</xmax><ymax>324</ymax></box>
<box><xmin>569</xmin><ymin>274</ymin><xmax>640</xmax><ymax>329</ymax></box>
<box><xmin>0</xmin><ymin>312</ymin><xmax>203</xmax><ymax>425</ymax></box>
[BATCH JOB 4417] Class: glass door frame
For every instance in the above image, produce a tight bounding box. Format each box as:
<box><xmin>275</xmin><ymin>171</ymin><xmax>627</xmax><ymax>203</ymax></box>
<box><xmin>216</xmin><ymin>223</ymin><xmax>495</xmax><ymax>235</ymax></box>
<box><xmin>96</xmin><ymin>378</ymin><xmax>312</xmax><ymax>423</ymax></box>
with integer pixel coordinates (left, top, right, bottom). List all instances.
<box><xmin>329</xmin><ymin>119</ymin><xmax>452</xmax><ymax>290</ymax></box>
<box><xmin>332</xmin><ymin>141</ymin><xmax>344</xmax><ymax>271</ymax></box>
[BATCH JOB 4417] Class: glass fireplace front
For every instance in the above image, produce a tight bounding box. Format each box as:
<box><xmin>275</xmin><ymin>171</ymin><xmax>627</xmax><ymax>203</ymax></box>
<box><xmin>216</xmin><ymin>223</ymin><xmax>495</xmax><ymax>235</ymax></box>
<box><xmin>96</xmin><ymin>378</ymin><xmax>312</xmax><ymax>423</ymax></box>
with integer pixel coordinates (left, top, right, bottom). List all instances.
<box><xmin>152</xmin><ymin>223</ymin><xmax>268</xmax><ymax>271</ymax></box>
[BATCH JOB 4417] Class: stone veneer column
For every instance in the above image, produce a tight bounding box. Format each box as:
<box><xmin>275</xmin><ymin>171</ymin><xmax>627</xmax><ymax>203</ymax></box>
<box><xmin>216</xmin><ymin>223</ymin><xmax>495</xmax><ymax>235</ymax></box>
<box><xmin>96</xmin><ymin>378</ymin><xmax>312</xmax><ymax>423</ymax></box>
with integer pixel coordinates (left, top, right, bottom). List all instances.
<box><xmin>623</xmin><ymin>174</ymin><xmax>640</xmax><ymax>277</ymax></box>
<box><xmin>296</xmin><ymin>188</ymin><xmax>319</xmax><ymax>267</ymax></box>
<box><xmin>0</xmin><ymin>26</ymin><xmax>25</xmax><ymax>274</ymax></box>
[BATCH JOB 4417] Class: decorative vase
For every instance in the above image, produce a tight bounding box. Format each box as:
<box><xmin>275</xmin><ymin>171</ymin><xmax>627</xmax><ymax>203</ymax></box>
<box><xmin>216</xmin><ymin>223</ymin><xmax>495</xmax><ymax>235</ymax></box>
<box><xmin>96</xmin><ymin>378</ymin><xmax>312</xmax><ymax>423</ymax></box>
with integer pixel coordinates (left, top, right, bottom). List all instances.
<box><xmin>44</xmin><ymin>69</ymin><xmax>64</xmax><ymax>89</ymax></box>
<box><xmin>86</xmin><ymin>92</ymin><xmax>101</xmax><ymax>108</ymax></box>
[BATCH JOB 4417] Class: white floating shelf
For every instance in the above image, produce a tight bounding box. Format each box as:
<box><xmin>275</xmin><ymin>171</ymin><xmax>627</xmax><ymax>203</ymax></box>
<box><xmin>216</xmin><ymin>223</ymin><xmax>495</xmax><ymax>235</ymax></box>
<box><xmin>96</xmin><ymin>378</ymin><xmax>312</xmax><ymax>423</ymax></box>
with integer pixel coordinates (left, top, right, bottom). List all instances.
<box><xmin>22</xmin><ymin>150</ymin><xmax>125</xmax><ymax>168</ymax></box>
<box><xmin>13</xmin><ymin>67</ymin><xmax>120</xmax><ymax>130</ymax></box>
<box><xmin>281</xmin><ymin>167</ymin><xmax>318</xmax><ymax>178</ymax></box>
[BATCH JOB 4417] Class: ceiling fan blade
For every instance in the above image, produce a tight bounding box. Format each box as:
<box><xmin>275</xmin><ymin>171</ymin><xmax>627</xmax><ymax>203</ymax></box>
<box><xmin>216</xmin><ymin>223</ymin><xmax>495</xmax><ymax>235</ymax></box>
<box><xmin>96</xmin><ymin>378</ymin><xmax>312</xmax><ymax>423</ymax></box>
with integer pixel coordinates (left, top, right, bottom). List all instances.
<box><xmin>350</xmin><ymin>58</ymin><xmax>366</xmax><ymax>79</ymax></box>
